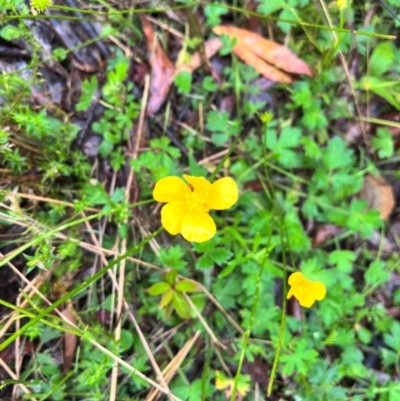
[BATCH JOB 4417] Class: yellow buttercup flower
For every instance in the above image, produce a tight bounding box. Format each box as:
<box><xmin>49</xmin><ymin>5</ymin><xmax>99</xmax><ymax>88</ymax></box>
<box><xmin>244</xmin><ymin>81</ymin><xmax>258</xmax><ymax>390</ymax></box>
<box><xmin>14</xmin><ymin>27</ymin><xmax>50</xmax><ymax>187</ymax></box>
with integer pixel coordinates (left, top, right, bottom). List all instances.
<box><xmin>153</xmin><ymin>175</ymin><xmax>238</xmax><ymax>243</ymax></box>
<box><xmin>336</xmin><ymin>0</ymin><xmax>347</xmax><ymax>9</ymax></box>
<box><xmin>287</xmin><ymin>272</ymin><xmax>326</xmax><ymax>308</ymax></box>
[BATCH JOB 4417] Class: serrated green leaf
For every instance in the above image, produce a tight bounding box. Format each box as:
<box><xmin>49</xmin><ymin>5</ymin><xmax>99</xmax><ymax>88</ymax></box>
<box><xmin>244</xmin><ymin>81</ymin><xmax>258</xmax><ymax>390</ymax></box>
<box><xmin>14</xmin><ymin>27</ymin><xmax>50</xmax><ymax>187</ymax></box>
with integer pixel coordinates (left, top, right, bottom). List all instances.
<box><xmin>322</xmin><ymin>137</ymin><xmax>353</xmax><ymax>170</ymax></box>
<box><xmin>371</xmin><ymin>128</ymin><xmax>394</xmax><ymax>159</ymax></box>
<box><xmin>209</xmin><ymin>248</ymin><xmax>233</xmax><ymax>265</ymax></box>
<box><xmin>175</xmin><ymin>280</ymin><xmax>198</xmax><ymax>292</ymax></box>
<box><xmin>196</xmin><ymin>254</ymin><xmax>214</xmax><ymax>270</ymax></box>
<box><xmin>148</xmin><ymin>282</ymin><xmax>171</xmax><ymax>296</ymax></box>
<box><xmin>365</xmin><ymin>260</ymin><xmax>389</xmax><ymax>285</ymax></box>
<box><xmin>83</xmin><ymin>183</ymin><xmax>109</xmax><ymax>206</ymax></box>
<box><xmin>174</xmin><ymin>70</ymin><xmax>192</xmax><ymax>94</ymax></box>
<box><xmin>76</xmin><ymin>76</ymin><xmax>98</xmax><ymax>111</ymax></box>
<box><xmin>328</xmin><ymin>250</ymin><xmax>355</xmax><ymax>272</ymax></box>
<box><xmin>279</xmin><ymin>126</ymin><xmax>302</xmax><ymax>148</ymax></box>
<box><xmin>301</xmin><ymin>137</ymin><xmax>321</xmax><ymax>159</ymax></box>
<box><xmin>159</xmin><ymin>245</ymin><xmax>187</xmax><ymax>270</ymax></box>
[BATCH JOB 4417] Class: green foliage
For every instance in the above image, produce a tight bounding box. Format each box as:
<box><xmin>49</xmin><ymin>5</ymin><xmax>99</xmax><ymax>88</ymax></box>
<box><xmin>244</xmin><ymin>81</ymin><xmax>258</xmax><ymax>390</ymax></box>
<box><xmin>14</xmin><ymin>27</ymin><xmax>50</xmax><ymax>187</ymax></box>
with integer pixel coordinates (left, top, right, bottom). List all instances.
<box><xmin>281</xmin><ymin>339</ymin><xmax>318</xmax><ymax>376</ymax></box>
<box><xmin>1</xmin><ymin>1</ymin><xmax>399</xmax><ymax>400</ymax></box>
<box><xmin>371</xmin><ymin>128</ymin><xmax>394</xmax><ymax>159</ymax></box>
<box><xmin>174</xmin><ymin>70</ymin><xmax>193</xmax><ymax>94</ymax></box>
<box><xmin>147</xmin><ymin>269</ymin><xmax>199</xmax><ymax>319</ymax></box>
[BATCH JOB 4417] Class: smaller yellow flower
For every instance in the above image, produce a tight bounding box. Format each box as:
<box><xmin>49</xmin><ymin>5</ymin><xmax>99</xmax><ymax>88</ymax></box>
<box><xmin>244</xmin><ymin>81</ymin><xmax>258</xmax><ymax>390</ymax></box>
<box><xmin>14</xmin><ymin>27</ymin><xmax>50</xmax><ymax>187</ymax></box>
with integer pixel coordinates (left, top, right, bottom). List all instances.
<box><xmin>336</xmin><ymin>0</ymin><xmax>348</xmax><ymax>9</ymax></box>
<box><xmin>287</xmin><ymin>272</ymin><xmax>326</xmax><ymax>308</ymax></box>
<box><xmin>31</xmin><ymin>0</ymin><xmax>53</xmax><ymax>12</ymax></box>
<box><xmin>153</xmin><ymin>175</ymin><xmax>238</xmax><ymax>243</ymax></box>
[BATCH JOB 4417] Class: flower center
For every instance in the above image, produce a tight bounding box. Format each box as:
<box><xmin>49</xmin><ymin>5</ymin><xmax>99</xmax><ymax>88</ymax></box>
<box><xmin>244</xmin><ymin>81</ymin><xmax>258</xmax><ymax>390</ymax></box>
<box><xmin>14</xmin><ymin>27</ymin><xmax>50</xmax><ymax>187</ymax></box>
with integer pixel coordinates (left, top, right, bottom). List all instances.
<box><xmin>184</xmin><ymin>190</ymin><xmax>209</xmax><ymax>213</ymax></box>
<box><xmin>297</xmin><ymin>280</ymin><xmax>311</xmax><ymax>297</ymax></box>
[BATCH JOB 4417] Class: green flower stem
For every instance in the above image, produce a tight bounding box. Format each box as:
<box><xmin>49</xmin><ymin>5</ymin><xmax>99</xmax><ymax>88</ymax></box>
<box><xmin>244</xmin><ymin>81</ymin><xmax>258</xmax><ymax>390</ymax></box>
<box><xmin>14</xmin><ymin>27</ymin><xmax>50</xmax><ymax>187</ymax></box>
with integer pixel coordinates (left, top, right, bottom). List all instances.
<box><xmin>0</xmin><ymin>227</ymin><xmax>163</xmax><ymax>351</ymax></box>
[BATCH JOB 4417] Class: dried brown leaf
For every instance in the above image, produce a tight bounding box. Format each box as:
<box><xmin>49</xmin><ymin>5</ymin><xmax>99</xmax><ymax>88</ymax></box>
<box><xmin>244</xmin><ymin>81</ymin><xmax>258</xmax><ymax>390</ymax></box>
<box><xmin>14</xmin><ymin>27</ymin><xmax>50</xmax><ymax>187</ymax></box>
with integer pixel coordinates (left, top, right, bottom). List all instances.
<box><xmin>140</xmin><ymin>16</ymin><xmax>175</xmax><ymax>115</ymax></box>
<box><xmin>63</xmin><ymin>305</ymin><xmax>78</xmax><ymax>374</ymax></box>
<box><xmin>176</xmin><ymin>38</ymin><xmax>223</xmax><ymax>74</ymax></box>
<box><xmin>233</xmin><ymin>44</ymin><xmax>292</xmax><ymax>83</ymax></box>
<box><xmin>213</xmin><ymin>25</ymin><xmax>313</xmax><ymax>77</ymax></box>
<box><xmin>360</xmin><ymin>174</ymin><xmax>395</xmax><ymax>219</ymax></box>
<box><xmin>311</xmin><ymin>224</ymin><xmax>344</xmax><ymax>248</ymax></box>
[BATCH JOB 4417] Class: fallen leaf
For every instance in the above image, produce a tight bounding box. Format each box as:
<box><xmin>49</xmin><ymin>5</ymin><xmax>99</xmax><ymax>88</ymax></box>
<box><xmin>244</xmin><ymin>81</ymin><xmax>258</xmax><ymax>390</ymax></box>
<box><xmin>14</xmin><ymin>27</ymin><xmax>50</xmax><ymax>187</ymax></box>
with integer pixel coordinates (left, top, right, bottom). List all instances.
<box><xmin>140</xmin><ymin>15</ymin><xmax>175</xmax><ymax>115</ymax></box>
<box><xmin>233</xmin><ymin>44</ymin><xmax>292</xmax><ymax>83</ymax></box>
<box><xmin>0</xmin><ymin>340</ymin><xmax>35</xmax><ymax>363</ymax></box>
<box><xmin>360</xmin><ymin>174</ymin><xmax>395</xmax><ymax>219</ymax></box>
<box><xmin>62</xmin><ymin>305</ymin><xmax>78</xmax><ymax>374</ymax></box>
<box><xmin>176</xmin><ymin>37</ymin><xmax>223</xmax><ymax>74</ymax></box>
<box><xmin>311</xmin><ymin>224</ymin><xmax>344</xmax><ymax>248</ymax></box>
<box><xmin>213</xmin><ymin>25</ymin><xmax>312</xmax><ymax>77</ymax></box>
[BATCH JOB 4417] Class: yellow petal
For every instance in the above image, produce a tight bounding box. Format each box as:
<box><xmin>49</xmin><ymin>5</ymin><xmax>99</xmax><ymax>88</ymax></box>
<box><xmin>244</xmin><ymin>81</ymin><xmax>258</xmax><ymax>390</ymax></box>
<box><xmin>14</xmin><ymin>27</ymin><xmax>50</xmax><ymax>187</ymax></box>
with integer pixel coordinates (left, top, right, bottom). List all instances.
<box><xmin>181</xmin><ymin>211</ymin><xmax>216</xmax><ymax>243</ymax></box>
<box><xmin>153</xmin><ymin>176</ymin><xmax>190</xmax><ymax>202</ymax></box>
<box><xmin>298</xmin><ymin>296</ymin><xmax>316</xmax><ymax>308</ymax></box>
<box><xmin>161</xmin><ymin>201</ymin><xmax>188</xmax><ymax>235</ymax></box>
<box><xmin>183</xmin><ymin>175</ymin><xmax>212</xmax><ymax>194</ymax></box>
<box><xmin>287</xmin><ymin>288</ymin><xmax>294</xmax><ymax>299</ymax></box>
<box><xmin>288</xmin><ymin>272</ymin><xmax>304</xmax><ymax>286</ymax></box>
<box><xmin>206</xmin><ymin>177</ymin><xmax>239</xmax><ymax>210</ymax></box>
<box><xmin>311</xmin><ymin>281</ymin><xmax>326</xmax><ymax>301</ymax></box>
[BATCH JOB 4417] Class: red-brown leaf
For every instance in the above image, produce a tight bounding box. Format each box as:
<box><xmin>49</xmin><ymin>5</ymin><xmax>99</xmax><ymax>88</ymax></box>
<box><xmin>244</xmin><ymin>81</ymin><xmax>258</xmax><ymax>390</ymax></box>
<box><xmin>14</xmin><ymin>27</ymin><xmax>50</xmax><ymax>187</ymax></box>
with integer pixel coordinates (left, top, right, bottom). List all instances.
<box><xmin>213</xmin><ymin>25</ymin><xmax>312</xmax><ymax>77</ymax></box>
<box><xmin>360</xmin><ymin>174</ymin><xmax>395</xmax><ymax>219</ymax></box>
<box><xmin>233</xmin><ymin>44</ymin><xmax>293</xmax><ymax>83</ymax></box>
<box><xmin>63</xmin><ymin>306</ymin><xmax>78</xmax><ymax>374</ymax></box>
<box><xmin>176</xmin><ymin>37</ymin><xmax>223</xmax><ymax>74</ymax></box>
<box><xmin>140</xmin><ymin>16</ymin><xmax>175</xmax><ymax>115</ymax></box>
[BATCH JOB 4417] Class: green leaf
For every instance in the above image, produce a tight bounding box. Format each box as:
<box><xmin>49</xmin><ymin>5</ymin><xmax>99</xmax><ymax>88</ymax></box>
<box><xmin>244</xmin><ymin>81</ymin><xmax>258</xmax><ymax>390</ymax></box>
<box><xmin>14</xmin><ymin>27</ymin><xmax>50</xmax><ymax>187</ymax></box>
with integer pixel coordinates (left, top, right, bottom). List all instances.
<box><xmin>371</xmin><ymin>127</ymin><xmax>394</xmax><ymax>159</ymax></box>
<box><xmin>301</xmin><ymin>100</ymin><xmax>327</xmax><ymax>130</ymax></box>
<box><xmin>360</xmin><ymin>76</ymin><xmax>400</xmax><ymax>110</ymax></box>
<box><xmin>301</xmin><ymin>137</ymin><xmax>321</xmax><ymax>159</ymax></box>
<box><xmin>281</xmin><ymin>339</ymin><xmax>318</xmax><ymax>375</ymax></box>
<box><xmin>83</xmin><ymin>183</ymin><xmax>109</xmax><ymax>206</ymax></box>
<box><xmin>328</xmin><ymin>250</ymin><xmax>355</xmax><ymax>273</ymax></box>
<box><xmin>291</xmin><ymin>81</ymin><xmax>312</xmax><ymax>109</ymax></box>
<box><xmin>1</xmin><ymin>25</ymin><xmax>23</xmax><ymax>40</ymax></box>
<box><xmin>369</xmin><ymin>42</ymin><xmax>395</xmax><ymax>76</ymax></box>
<box><xmin>206</xmin><ymin>110</ymin><xmax>229</xmax><ymax>133</ymax></box>
<box><xmin>279</xmin><ymin>126</ymin><xmax>302</xmax><ymax>148</ymax></box>
<box><xmin>175</xmin><ymin>280</ymin><xmax>198</xmax><ymax>292</ymax></box>
<box><xmin>347</xmin><ymin>199</ymin><xmax>382</xmax><ymax>237</ymax></box>
<box><xmin>196</xmin><ymin>254</ymin><xmax>214</xmax><ymax>270</ymax></box>
<box><xmin>209</xmin><ymin>248</ymin><xmax>233</xmax><ymax>265</ymax></box>
<box><xmin>204</xmin><ymin>2</ymin><xmax>229</xmax><ymax>26</ymax></box>
<box><xmin>212</xmin><ymin>276</ymin><xmax>243</xmax><ymax>309</ymax></box>
<box><xmin>365</xmin><ymin>260</ymin><xmax>389</xmax><ymax>285</ymax></box>
<box><xmin>165</xmin><ymin>269</ymin><xmax>178</xmax><ymax>284</ymax></box>
<box><xmin>322</xmin><ymin>137</ymin><xmax>353</xmax><ymax>170</ymax></box>
<box><xmin>172</xmin><ymin>292</ymin><xmax>191</xmax><ymax>319</ymax></box>
<box><xmin>76</xmin><ymin>76</ymin><xmax>98</xmax><ymax>111</ymax></box>
<box><xmin>148</xmin><ymin>282</ymin><xmax>171</xmax><ymax>296</ymax></box>
<box><xmin>257</xmin><ymin>0</ymin><xmax>285</xmax><ymax>15</ymax></box>
<box><xmin>159</xmin><ymin>245</ymin><xmax>187</xmax><ymax>270</ymax></box>
<box><xmin>159</xmin><ymin>289</ymin><xmax>174</xmax><ymax>308</ymax></box>
<box><xmin>174</xmin><ymin>70</ymin><xmax>192</xmax><ymax>94</ymax></box>
<box><xmin>119</xmin><ymin>329</ymin><xmax>134</xmax><ymax>351</ymax></box>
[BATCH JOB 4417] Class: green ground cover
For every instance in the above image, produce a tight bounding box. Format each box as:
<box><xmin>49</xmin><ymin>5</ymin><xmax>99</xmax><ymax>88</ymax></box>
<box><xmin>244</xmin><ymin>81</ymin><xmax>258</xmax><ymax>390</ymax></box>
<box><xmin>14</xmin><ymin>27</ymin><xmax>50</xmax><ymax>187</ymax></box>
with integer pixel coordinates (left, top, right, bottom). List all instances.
<box><xmin>1</xmin><ymin>1</ymin><xmax>400</xmax><ymax>400</ymax></box>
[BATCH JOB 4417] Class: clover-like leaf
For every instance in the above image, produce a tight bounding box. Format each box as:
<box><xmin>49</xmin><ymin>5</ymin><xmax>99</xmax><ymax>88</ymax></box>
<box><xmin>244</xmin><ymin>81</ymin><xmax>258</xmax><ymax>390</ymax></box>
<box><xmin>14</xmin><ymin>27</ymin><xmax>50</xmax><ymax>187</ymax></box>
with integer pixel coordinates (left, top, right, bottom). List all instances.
<box><xmin>172</xmin><ymin>292</ymin><xmax>191</xmax><ymax>319</ymax></box>
<box><xmin>148</xmin><ymin>282</ymin><xmax>171</xmax><ymax>296</ymax></box>
<box><xmin>159</xmin><ymin>289</ymin><xmax>174</xmax><ymax>308</ymax></box>
<box><xmin>165</xmin><ymin>269</ymin><xmax>178</xmax><ymax>285</ymax></box>
<box><xmin>175</xmin><ymin>280</ymin><xmax>198</xmax><ymax>292</ymax></box>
